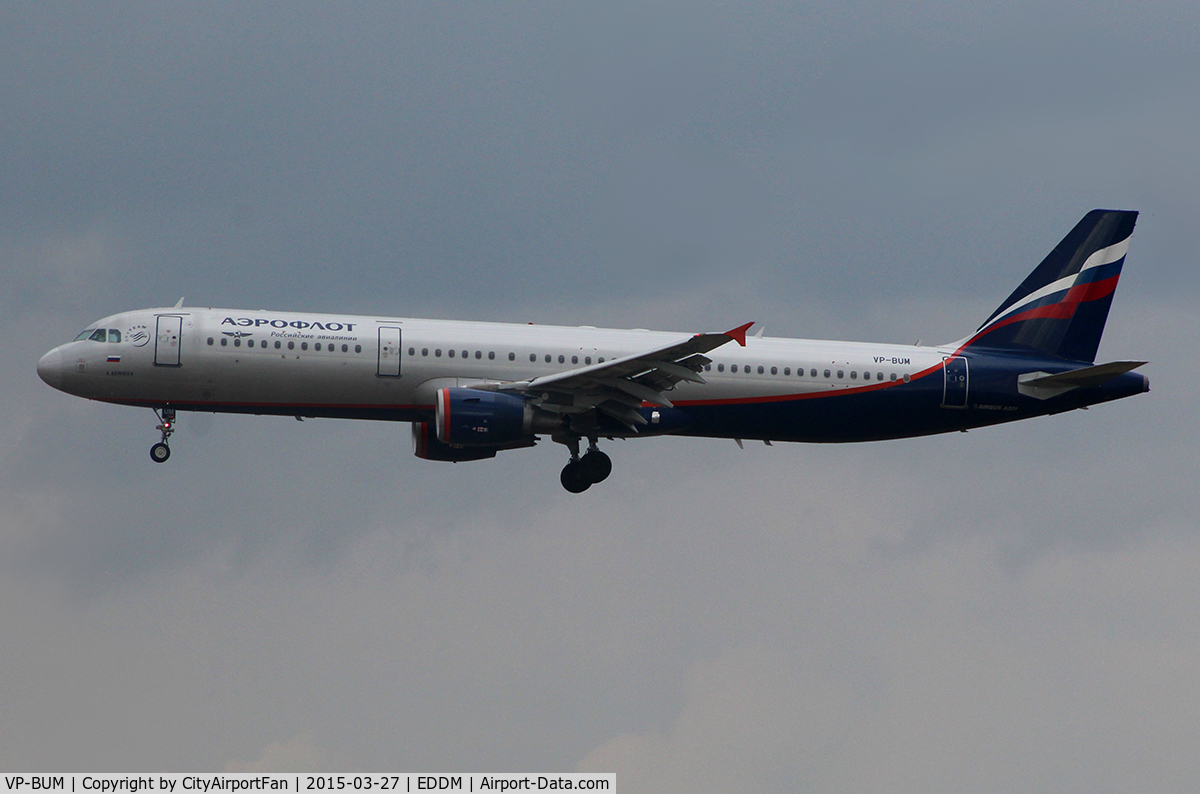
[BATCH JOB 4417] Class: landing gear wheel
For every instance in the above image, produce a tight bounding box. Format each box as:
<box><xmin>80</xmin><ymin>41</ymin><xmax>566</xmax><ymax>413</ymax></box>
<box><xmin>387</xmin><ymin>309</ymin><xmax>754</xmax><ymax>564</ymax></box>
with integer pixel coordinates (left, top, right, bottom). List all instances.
<box><xmin>150</xmin><ymin>406</ymin><xmax>176</xmax><ymax>463</ymax></box>
<box><xmin>579</xmin><ymin>449</ymin><xmax>612</xmax><ymax>483</ymax></box>
<box><xmin>560</xmin><ymin>461</ymin><xmax>592</xmax><ymax>493</ymax></box>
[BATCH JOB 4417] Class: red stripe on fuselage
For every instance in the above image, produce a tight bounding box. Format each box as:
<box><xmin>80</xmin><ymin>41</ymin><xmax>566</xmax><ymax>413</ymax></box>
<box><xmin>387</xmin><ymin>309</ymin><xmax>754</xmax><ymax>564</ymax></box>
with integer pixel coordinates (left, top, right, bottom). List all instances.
<box><xmin>100</xmin><ymin>397</ymin><xmax>435</xmax><ymax>412</ymax></box>
<box><xmin>670</xmin><ymin>362</ymin><xmax>944</xmax><ymax>407</ymax></box>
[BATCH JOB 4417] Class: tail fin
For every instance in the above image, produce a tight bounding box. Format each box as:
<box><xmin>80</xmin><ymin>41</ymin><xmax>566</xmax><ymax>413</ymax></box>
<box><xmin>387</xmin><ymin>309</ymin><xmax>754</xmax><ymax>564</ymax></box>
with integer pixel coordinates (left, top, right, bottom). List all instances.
<box><xmin>962</xmin><ymin>209</ymin><xmax>1137</xmax><ymax>362</ymax></box>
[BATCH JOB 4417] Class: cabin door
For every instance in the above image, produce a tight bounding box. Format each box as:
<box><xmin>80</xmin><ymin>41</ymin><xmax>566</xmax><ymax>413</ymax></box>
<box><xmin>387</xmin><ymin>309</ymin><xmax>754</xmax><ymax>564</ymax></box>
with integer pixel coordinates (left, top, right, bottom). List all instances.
<box><xmin>942</xmin><ymin>356</ymin><xmax>968</xmax><ymax>408</ymax></box>
<box><xmin>154</xmin><ymin>315</ymin><xmax>183</xmax><ymax>367</ymax></box>
<box><xmin>377</xmin><ymin>326</ymin><xmax>402</xmax><ymax>377</ymax></box>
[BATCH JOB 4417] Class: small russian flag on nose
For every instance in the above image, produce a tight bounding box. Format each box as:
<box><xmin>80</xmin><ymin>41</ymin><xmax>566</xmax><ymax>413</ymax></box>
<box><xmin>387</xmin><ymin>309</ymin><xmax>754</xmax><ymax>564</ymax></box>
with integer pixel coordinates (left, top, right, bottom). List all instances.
<box><xmin>107</xmin><ymin>355</ymin><xmax>121</xmax><ymax>363</ymax></box>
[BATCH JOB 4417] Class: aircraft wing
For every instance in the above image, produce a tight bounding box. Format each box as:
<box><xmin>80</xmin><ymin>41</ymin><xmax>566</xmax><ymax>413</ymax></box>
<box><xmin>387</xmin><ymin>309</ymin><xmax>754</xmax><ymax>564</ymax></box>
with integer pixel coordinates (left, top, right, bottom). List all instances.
<box><xmin>495</xmin><ymin>322</ymin><xmax>753</xmax><ymax>429</ymax></box>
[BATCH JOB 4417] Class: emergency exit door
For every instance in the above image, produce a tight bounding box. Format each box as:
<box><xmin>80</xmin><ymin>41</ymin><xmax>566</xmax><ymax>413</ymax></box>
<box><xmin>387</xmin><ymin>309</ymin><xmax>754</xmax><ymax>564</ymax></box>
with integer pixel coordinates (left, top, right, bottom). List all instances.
<box><xmin>377</xmin><ymin>326</ymin><xmax>402</xmax><ymax>377</ymax></box>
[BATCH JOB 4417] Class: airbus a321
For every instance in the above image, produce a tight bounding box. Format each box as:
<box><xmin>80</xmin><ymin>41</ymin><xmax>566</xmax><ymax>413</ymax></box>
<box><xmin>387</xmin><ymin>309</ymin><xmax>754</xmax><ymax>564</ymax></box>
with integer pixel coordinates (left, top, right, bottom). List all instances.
<box><xmin>37</xmin><ymin>209</ymin><xmax>1148</xmax><ymax>492</ymax></box>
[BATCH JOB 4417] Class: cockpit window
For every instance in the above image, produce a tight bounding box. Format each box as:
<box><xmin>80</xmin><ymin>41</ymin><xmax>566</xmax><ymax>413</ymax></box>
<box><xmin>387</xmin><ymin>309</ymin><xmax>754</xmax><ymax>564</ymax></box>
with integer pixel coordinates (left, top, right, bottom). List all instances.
<box><xmin>88</xmin><ymin>329</ymin><xmax>107</xmax><ymax>342</ymax></box>
<box><xmin>75</xmin><ymin>329</ymin><xmax>97</xmax><ymax>341</ymax></box>
<box><xmin>108</xmin><ymin>329</ymin><xmax>121</xmax><ymax>343</ymax></box>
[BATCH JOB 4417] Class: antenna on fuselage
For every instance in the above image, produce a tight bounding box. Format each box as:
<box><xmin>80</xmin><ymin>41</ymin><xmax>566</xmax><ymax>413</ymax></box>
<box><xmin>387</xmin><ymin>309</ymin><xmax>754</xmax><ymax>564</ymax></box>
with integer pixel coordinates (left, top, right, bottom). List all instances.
<box><xmin>173</xmin><ymin>297</ymin><xmax>185</xmax><ymax>308</ymax></box>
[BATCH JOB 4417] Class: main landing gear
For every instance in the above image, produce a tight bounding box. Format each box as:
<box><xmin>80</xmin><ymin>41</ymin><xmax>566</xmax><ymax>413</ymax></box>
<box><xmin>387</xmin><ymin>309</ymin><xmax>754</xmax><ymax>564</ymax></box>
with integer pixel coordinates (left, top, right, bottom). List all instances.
<box><xmin>150</xmin><ymin>406</ymin><xmax>175</xmax><ymax>463</ymax></box>
<box><xmin>559</xmin><ymin>436</ymin><xmax>612</xmax><ymax>493</ymax></box>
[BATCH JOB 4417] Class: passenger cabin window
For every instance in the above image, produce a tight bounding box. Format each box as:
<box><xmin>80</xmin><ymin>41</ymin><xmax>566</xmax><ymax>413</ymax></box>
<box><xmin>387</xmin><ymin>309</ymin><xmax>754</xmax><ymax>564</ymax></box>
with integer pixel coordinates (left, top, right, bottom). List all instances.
<box><xmin>409</xmin><ymin>347</ymin><xmax>415</xmax><ymax>356</ymax></box>
<box><xmin>355</xmin><ymin>345</ymin><xmax>362</xmax><ymax>353</ymax></box>
<box><xmin>758</xmin><ymin>365</ymin><xmax>765</xmax><ymax>374</ymax></box>
<box><xmin>288</xmin><ymin>341</ymin><xmax>295</xmax><ymax>350</ymax></box>
<box><xmin>207</xmin><ymin>337</ymin><xmax>214</xmax><ymax>346</ymax></box>
<box><xmin>784</xmin><ymin>367</ymin><xmax>790</xmax><ymax>375</ymax></box>
<box><xmin>529</xmin><ymin>353</ymin><xmax>536</xmax><ymax>362</ymax></box>
<box><xmin>301</xmin><ymin>342</ymin><xmax>308</xmax><ymax>350</ymax></box>
<box><xmin>811</xmin><ymin>368</ymin><xmax>817</xmax><ymax>377</ymax></box>
<box><xmin>448</xmin><ymin>349</ymin><xmax>455</xmax><ymax>357</ymax></box>
<box><xmin>276</xmin><ymin>341</ymin><xmax>282</xmax><ymax>349</ymax></box>
<box><xmin>221</xmin><ymin>338</ymin><xmax>228</xmax><ymax>346</ymax></box>
<box><xmin>572</xmin><ymin>355</ymin><xmax>578</xmax><ymax>364</ymax></box>
<box><xmin>718</xmin><ymin>364</ymin><xmax>725</xmax><ymax>372</ymax></box>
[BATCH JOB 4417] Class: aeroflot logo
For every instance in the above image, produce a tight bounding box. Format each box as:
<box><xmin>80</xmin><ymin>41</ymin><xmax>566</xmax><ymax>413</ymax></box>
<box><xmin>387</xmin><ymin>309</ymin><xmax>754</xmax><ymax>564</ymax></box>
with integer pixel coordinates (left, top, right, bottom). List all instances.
<box><xmin>221</xmin><ymin>317</ymin><xmax>357</xmax><ymax>332</ymax></box>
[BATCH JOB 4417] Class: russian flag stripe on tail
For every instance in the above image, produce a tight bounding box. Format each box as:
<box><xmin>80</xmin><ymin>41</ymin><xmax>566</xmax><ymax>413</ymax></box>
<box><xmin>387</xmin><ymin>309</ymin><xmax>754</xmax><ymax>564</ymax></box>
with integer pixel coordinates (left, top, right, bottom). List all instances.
<box><xmin>963</xmin><ymin>209</ymin><xmax>1137</xmax><ymax>363</ymax></box>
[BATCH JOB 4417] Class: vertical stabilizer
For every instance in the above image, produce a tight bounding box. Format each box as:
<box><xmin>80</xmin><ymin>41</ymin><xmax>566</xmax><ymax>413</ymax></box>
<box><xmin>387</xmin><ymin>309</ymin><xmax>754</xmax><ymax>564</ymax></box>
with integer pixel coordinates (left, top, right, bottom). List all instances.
<box><xmin>963</xmin><ymin>210</ymin><xmax>1137</xmax><ymax>362</ymax></box>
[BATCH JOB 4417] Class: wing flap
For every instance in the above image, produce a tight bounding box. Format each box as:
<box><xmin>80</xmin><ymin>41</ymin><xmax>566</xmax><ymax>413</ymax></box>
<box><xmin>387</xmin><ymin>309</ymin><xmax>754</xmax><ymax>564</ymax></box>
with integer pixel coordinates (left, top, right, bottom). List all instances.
<box><xmin>497</xmin><ymin>322</ymin><xmax>752</xmax><ymax>431</ymax></box>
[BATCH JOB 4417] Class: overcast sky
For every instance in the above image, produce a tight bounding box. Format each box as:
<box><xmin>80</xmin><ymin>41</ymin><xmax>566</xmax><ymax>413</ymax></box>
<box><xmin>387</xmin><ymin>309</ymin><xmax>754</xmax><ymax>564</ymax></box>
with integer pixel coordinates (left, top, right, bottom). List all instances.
<box><xmin>3</xmin><ymin>2</ymin><xmax>1199</xmax><ymax>790</ymax></box>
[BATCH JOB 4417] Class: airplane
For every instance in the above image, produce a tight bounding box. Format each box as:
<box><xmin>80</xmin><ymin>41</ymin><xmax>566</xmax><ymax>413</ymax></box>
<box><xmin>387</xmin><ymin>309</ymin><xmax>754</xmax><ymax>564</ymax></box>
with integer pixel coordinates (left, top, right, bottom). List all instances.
<box><xmin>37</xmin><ymin>209</ymin><xmax>1148</xmax><ymax>492</ymax></box>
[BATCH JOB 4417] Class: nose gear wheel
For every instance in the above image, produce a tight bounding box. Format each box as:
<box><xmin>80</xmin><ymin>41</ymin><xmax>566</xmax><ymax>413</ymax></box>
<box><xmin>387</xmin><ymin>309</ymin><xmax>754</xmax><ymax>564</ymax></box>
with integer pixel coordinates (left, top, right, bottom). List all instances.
<box><xmin>151</xmin><ymin>406</ymin><xmax>176</xmax><ymax>463</ymax></box>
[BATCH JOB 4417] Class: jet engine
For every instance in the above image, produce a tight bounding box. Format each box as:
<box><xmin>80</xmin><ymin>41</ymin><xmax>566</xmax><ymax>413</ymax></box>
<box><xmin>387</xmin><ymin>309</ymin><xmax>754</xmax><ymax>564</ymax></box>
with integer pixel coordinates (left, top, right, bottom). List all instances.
<box><xmin>412</xmin><ymin>421</ymin><xmax>500</xmax><ymax>462</ymax></box>
<box><xmin>435</xmin><ymin>387</ymin><xmax>559</xmax><ymax>446</ymax></box>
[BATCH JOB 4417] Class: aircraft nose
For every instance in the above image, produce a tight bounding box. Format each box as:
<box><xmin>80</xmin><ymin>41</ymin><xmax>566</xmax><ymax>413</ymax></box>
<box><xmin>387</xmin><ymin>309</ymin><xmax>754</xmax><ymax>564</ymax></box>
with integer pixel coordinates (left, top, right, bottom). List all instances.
<box><xmin>37</xmin><ymin>348</ymin><xmax>62</xmax><ymax>390</ymax></box>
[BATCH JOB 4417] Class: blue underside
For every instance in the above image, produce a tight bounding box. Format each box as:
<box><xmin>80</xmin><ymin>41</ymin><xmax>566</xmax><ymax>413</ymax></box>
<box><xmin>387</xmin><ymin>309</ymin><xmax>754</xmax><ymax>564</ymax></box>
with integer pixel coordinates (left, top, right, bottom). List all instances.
<box><xmin>636</xmin><ymin>355</ymin><xmax>1144</xmax><ymax>443</ymax></box>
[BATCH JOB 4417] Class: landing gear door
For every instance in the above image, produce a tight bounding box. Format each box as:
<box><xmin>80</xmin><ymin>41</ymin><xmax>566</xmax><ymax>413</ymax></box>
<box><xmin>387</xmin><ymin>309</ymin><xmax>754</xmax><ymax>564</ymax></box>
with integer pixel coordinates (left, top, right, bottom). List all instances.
<box><xmin>154</xmin><ymin>315</ymin><xmax>183</xmax><ymax>367</ymax></box>
<box><xmin>941</xmin><ymin>356</ymin><xmax>968</xmax><ymax>408</ymax></box>
<box><xmin>378</xmin><ymin>326</ymin><xmax>402</xmax><ymax>377</ymax></box>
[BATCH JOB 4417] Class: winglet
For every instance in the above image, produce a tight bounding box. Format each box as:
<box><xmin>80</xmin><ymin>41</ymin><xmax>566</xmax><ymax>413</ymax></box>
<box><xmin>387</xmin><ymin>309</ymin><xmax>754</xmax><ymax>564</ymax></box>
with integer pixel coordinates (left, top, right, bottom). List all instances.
<box><xmin>725</xmin><ymin>322</ymin><xmax>754</xmax><ymax>347</ymax></box>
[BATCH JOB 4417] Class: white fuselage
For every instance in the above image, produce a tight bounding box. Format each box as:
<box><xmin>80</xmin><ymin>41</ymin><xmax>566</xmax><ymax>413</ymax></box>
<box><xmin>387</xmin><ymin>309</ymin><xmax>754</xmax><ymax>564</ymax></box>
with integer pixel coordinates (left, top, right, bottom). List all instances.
<box><xmin>39</xmin><ymin>307</ymin><xmax>944</xmax><ymax>420</ymax></box>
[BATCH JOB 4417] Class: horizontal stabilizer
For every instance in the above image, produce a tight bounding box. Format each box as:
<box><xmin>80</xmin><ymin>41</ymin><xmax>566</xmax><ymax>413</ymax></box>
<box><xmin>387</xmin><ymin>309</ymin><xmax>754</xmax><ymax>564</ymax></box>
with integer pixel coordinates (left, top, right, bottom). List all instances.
<box><xmin>1018</xmin><ymin>360</ymin><xmax>1146</xmax><ymax>399</ymax></box>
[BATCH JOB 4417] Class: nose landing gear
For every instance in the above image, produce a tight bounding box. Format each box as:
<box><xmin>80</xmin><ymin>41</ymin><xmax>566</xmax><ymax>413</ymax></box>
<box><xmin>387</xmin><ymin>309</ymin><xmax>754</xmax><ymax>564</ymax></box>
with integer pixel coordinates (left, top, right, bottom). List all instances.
<box><xmin>558</xmin><ymin>436</ymin><xmax>612</xmax><ymax>493</ymax></box>
<box><xmin>150</xmin><ymin>407</ymin><xmax>176</xmax><ymax>463</ymax></box>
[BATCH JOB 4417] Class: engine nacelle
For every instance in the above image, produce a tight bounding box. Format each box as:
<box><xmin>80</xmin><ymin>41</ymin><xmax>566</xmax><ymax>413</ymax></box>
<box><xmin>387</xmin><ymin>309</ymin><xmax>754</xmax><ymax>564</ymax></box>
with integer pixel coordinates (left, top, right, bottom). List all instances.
<box><xmin>436</xmin><ymin>387</ymin><xmax>557</xmax><ymax>446</ymax></box>
<box><xmin>412</xmin><ymin>422</ymin><xmax>498</xmax><ymax>462</ymax></box>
